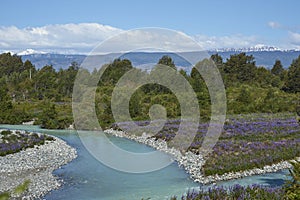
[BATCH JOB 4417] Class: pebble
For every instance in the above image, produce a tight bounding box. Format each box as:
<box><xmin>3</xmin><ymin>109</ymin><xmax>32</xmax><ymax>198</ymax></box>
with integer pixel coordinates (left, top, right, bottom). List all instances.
<box><xmin>0</xmin><ymin>130</ymin><xmax>77</xmax><ymax>199</ymax></box>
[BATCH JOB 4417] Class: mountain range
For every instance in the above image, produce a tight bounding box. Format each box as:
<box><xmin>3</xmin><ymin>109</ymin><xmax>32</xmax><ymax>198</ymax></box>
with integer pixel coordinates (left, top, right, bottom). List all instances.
<box><xmin>20</xmin><ymin>48</ymin><xmax>300</xmax><ymax>72</ymax></box>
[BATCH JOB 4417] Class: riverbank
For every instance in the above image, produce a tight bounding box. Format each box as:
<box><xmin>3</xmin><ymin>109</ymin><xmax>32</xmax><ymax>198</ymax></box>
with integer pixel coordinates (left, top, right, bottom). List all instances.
<box><xmin>104</xmin><ymin>128</ymin><xmax>299</xmax><ymax>185</ymax></box>
<box><xmin>0</xmin><ymin>130</ymin><xmax>77</xmax><ymax>199</ymax></box>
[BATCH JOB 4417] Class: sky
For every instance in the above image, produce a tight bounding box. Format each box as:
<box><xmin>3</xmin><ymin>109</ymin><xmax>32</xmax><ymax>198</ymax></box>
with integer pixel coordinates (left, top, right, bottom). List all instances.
<box><xmin>1</xmin><ymin>0</ymin><xmax>300</xmax><ymax>54</ymax></box>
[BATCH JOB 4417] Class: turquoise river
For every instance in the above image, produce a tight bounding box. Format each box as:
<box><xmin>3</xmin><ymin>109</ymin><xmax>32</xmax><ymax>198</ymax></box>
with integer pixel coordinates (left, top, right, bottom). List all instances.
<box><xmin>0</xmin><ymin>124</ymin><xmax>289</xmax><ymax>200</ymax></box>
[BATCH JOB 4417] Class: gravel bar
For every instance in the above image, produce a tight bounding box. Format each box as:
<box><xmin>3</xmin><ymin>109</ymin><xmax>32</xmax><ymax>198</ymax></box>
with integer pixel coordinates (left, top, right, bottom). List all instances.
<box><xmin>0</xmin><ymin>130</ymin><xmax>77</xmax><ymax>199</ymax></box>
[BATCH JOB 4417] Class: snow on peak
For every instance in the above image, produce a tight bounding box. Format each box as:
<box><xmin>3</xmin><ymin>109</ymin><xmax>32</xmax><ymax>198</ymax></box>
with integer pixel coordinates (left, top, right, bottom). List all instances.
<box><xmin>17</xmin><ymin>49</ymin><xmax>47</xmax><ymax>55</ymax></box>
<box><xmin>214</xmin><ymin>45</ymin><xmax>282</xmax><ymax>52</ymax></box>
<box><xmin>247</xmin><ymin>44</ymin><xmax>281</xmax><ymax>52</ymax></box>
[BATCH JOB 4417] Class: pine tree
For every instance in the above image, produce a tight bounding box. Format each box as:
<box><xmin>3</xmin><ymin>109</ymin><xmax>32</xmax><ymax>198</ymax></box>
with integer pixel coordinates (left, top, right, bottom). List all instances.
<box><xmin>271</xmin><ymin>60</ymin><xmax>284</xmax><ymax>76</ymax></box>
<box><xmin>158</xmin><ymin>55</ymin><xmax>176</xmax><ymax>70</ymax></box>
<box><xmin>285</xmin><ymin>55</ymin><xmax>300</xmax><ymax>93</ymax></box>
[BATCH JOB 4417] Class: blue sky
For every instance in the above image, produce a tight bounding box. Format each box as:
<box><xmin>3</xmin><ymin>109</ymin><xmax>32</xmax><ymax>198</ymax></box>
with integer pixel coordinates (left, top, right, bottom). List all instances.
<box><xmin>1</xmin><ymin>0</ymin><xmax>300</xmax><ymax>53</ymax></box>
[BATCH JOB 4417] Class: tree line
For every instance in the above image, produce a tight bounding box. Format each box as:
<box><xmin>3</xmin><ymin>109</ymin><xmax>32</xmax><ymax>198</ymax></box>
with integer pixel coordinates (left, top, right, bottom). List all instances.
<box><xmin>0</xmin><ymin>52</ymin><xmax>299</xmax><ymax>128</ymax></box>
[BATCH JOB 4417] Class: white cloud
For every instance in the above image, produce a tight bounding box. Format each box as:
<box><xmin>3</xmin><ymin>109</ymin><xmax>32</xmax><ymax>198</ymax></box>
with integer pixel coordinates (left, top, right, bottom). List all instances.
<box><xmin>266</xmin><ymin>21</ymin><xmax>300</xmax><ymax>50</ymax></box>
<box><xmin>0</xmin><ymin>23</ymin><xmax>273</xmax><ymax>54</ymax></box>
<box><xmin>268</xmin><ymin>21</ymin><xmax>281</xmax><ymax>29</ymax></box>
<box><xmin>289</xmin><ymin>31</ymin><xmax>300</xmax><ymax>41</ymax></box>
<box><xmin>193</xmin><ymin>34</ymin><xmax>259</xmax><ymax>49</ymax></box>
<box><xmin>287</xmin><ymin>31</ymin><xmax>300</xmax><ymax>49</ymax></box>
<box><xmin>92</xmin><ymin>29</ymin><xmax>204</xmax><ymax>54</ymax></box>
<box><xmin>0</xmin><ymin>23</ymin><xmax>123</xmax><ymax>54</ymax></box>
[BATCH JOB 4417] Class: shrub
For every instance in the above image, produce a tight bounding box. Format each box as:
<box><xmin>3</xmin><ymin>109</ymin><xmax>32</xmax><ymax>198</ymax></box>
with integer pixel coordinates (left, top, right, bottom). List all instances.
<box><xmin>284</xmin><ymin>161</ymin><xmax>300</xmax><ymax>200</ymax></box>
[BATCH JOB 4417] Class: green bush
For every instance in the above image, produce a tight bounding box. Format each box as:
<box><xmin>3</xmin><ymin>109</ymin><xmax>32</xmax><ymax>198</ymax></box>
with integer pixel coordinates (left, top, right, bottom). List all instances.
<box><xmin>284</xmin><ymin>161</ymin><xmax>300</xmax><ymax>200</ymax></box>
<box><xmin>0</xmin><ymin>180</ymin><xmax>30</xmax><ymax>200</ymax></box>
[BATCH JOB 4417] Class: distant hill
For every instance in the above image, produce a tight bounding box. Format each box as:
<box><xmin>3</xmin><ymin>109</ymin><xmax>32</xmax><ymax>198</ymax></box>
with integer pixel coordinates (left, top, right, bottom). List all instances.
<box><xmin>21</xmin><ymin>54</ymin><xmax>86</xmax><ymax>70</ymax></box>
<box><xmin>21</xmin><ymin>50</ymin><xmax>300</xmax><ymax>71</ymax></box>
<box><xmin>214</xmin><ymin>50</ymin><xmax>300</xmax><ymax>69</ymax></box>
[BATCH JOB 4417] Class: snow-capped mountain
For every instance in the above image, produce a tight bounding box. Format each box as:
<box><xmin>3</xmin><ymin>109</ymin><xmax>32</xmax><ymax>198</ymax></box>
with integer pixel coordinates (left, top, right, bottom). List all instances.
<box><xmin>17</xmin><ymin>49</ymin><xmax>47</xmax><ymax>56</ymax></box>
<box><xmin>20</xmin><ymin>50</ymin><xmax>300</xmax><ymax>71</ymax></box>
<box><xmin>3</xmin><ymin>45</ymin><xmax>299</xmax><ymax>57</ymax></box>
<box><xmin>1</xmin><ymin>46</ymin><xmax>299</xmax><ymax>70</ymax></box>
<box><xmin>214</xmin><ymin>44</ymin><xmax>286</xmax><ymax>52</ymax></box>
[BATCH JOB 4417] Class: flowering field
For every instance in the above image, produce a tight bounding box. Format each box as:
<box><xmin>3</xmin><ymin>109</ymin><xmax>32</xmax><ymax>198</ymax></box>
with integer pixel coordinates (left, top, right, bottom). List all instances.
<box><xmin>114</xmin><ymin>113</ymin><xmax>300</xmax><ymax>176</ymax></box>
<box><xmin>171</xmin><ymin>160</ymin><xmax>299</xmax><ymax>200</ymax></box>
<box><xmin>170</xmin><ymin>184</ymin><xmax>285</xmax><ymax>200</ymax></box>
<box><xmin>203</xmin><ymin>113</ymin><xmax>300</xmax><ymax>175</ymax></box>
<box><xmin>0</xmin><ymin>130</ymin><xmax>54</xmax><ymax>156</ymax></box>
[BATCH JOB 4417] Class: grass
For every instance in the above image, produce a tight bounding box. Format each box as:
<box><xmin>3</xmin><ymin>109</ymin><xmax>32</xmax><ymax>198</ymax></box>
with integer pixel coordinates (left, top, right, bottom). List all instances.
<box><xmin>0</xmin><ymin>180</ymin><xmax>30</xmax><ymax>200</ymax></box>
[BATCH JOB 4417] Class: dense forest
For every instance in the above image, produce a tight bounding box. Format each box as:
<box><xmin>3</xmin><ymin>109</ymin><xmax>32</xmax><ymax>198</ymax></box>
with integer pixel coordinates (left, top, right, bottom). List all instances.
<box><xmin>0</xmin><ymin>52</ymin><xmax>299</xmax><ymax>129</ymax></box>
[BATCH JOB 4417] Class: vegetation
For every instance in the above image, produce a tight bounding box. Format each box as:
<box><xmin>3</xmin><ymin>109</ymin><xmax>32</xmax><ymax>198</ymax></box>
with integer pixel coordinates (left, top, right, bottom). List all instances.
<box><xmin>0</xmin><ymin>130</ymin><xmax>54</xmax><ymax>156</ymax></box>
<box><xmin>202</xmin><ymin>113</ymin><xmax>299</xmax><ymax>175</ymax></box>
<box><xmin>0</xmin><ymin>51</ymin><xmax>299</xmax><ymax>171</ymax></box>
<box><xmin>0</xmin><ymin>53</ymin><xmax>77</xmax><ymax>127</ymax></box>
<box><xmin>0</xmin><ymin>180</ymin><xmax>30</xmax><ymax>200</ymax></box>
<box><xmin>34</xmin><ymin>101</ymin><xmax>73</xmax><ymax>129</ymax></box>
<box><xmin>171</xmin><ymin>185</ymin><xmax>285</xmax><ymax>200</ymax></box>
<box><xmin>117</xmin><ymin>113</ymin><xmax>299</xmax><ymax>176</ymax></box>
<box><xmin>0</xmin><ymin>52</ymin><xmax>299</xmax><ymax>129</ymax></box>
<box><xmin>284</xmin><ymin>161</ymin><xmax>300</xmax><ymax>199</ymax></box>
<box><xmin>0</xmin><ymin>52</ymin><xmax>299</xmax><ymax>199</ymax></box>
<box><xmin>296</xmin><ymin>102</ymin><xmax>300</xmax><ymax>124</ymax></box>
<box><xmin>170</xmin><ymin>161</ymin><xmax>299</xmax><ymax>200</ymax></box>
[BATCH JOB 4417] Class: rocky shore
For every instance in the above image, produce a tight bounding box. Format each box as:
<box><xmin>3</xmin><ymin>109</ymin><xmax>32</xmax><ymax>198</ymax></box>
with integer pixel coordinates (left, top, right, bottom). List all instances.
<box><xmin>104</xmin><ymin>128</ymin><xmax>298</xmax><ymax>185</ymax></box>
<box><xmin>0</xmin><ymin>130</ymin><xmax>77</xmax><ymax>199</ymax></box>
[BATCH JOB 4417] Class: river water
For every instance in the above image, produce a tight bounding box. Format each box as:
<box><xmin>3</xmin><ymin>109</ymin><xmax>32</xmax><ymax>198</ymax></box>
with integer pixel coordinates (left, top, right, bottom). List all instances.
<box><xmin>0</xmin><ymin>124</ymin><xmax>289</xmax><ymax>200</ymax></box>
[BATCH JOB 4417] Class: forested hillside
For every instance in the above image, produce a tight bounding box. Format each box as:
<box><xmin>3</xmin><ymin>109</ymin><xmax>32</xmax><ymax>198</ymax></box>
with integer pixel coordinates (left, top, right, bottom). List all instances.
<box><xmin>0</xmin><ymin>52</ymin><xmax>299</xmax><ymax>129</ymax></box>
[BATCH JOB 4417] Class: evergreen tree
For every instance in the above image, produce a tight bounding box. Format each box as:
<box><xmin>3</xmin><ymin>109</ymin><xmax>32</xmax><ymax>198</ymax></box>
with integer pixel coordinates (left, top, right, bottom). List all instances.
<box><xmin>0</xmin><ymin>53</ymin><xmax>24</xmax><ymax>76</ymax></box>
<box><xmin>34</xmin><ymin>65</ymin><xmax>58</xmax><ymax>99</ymax></box>
<box><xmin>190</xmin><ymin>66</ymin><xmax>206</xmax><ymax>93</ymax></box>
<box><xmin>57</xmin><ymin>62</ymin><xmax>79</xmax><ymax>98</ymax></box>
<box><xmin>157</xmin><ymin>55</ymin><xmax>176</xmax><ymax>70</ymax></box>
<box><xmin>39</xmin><ymin>102</ymin><xmax>58</xmax><ymax>129</ymax></box>
<box><xmin>99</xmin><ymin>58</ymin><xmax>133</xmax><ymax>85</ymax></box>
<box><xmin>271</xmin><ymin>59</ymin><xmax>285</xmax><ymax>81</ymax></box>
<box><xmin>210</xmin><ymin>53</ymin><xmax>223</xmax><ymax>68</ymax></box>
<box><xmin>271</xmin><ymin>60</ymin><xmax>284</xmax><ymax>76</ymax></box>
<box><xmin>0</xmin><ymin>81</ymin><xmax>13</xmax><ymax>114</ymax></box>
<box><xmin>284</xmin><ymin>55</ymin><xmax>300</xmax><ymax>93</ymax></box>
<box><xmin>224</xmin><ymin>53</ymin><xmax>256</xmax><ymax>83</ymax></box>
